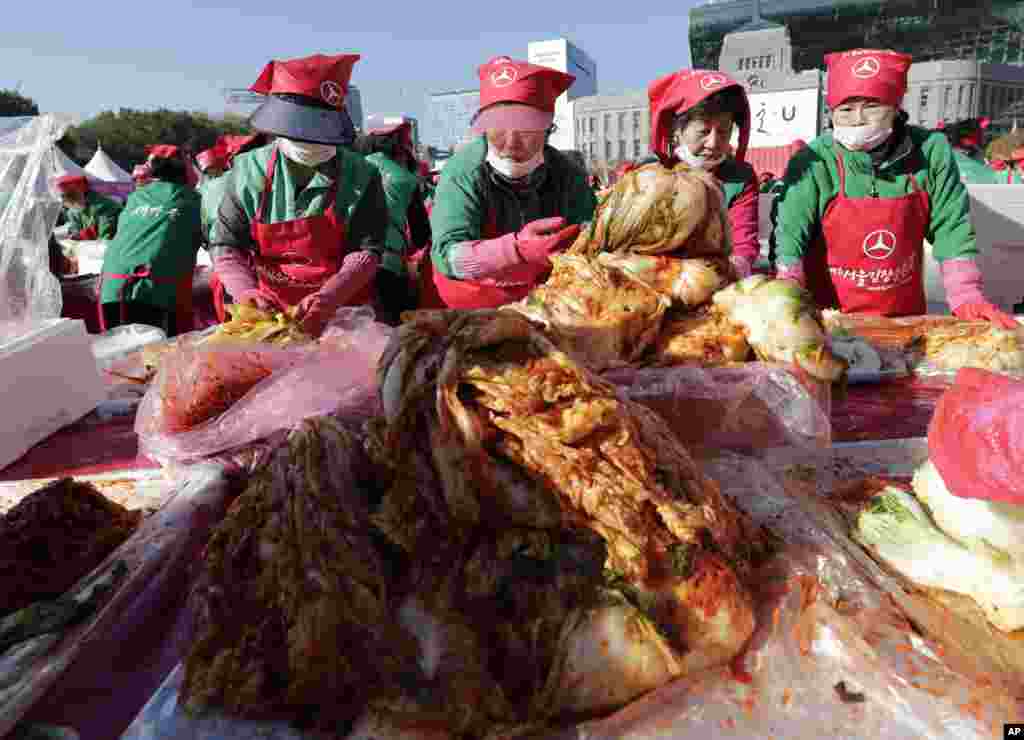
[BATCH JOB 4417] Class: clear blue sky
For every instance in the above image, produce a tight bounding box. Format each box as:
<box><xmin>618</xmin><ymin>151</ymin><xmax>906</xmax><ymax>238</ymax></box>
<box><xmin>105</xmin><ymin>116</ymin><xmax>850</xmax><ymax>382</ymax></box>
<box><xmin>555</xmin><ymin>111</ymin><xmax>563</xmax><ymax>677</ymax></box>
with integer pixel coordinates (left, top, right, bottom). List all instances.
<box><xmin>1</xmin><ymin>0</ymin><xmax>698</xmax><ymax>138</ymax></box>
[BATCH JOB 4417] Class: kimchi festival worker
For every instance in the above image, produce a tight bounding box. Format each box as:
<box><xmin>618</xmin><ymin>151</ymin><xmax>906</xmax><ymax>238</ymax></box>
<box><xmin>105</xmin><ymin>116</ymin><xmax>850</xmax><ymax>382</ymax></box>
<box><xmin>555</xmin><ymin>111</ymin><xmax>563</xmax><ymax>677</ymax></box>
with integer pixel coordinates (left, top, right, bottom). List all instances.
<box><xmin>771</xmin><ymin>48</ymin><xmax>1015</xmax><ymax>326</ymax></box>
<box><xmin>646</xmin><ymin>69</ymin><xmax>760</xmax><ymax>278</ymax></box>
<box><xmin>209</xmin><ymin>53</ymin><xmax>391</xmax><ymax>336</ymax></box>
<box><xmin>421</xmin><ymin>56</ymin><xmax>596</xmax><ymax>309</ymax></box>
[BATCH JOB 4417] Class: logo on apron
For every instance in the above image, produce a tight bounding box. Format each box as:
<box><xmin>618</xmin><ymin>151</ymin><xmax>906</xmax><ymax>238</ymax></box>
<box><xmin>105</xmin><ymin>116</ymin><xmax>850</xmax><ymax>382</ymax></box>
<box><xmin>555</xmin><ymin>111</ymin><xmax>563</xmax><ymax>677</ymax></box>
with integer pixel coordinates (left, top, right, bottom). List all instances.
<box><xmin>862</xmin><ymin>229</ymin><xmax>897</xmax><ymax>260</ymax></box>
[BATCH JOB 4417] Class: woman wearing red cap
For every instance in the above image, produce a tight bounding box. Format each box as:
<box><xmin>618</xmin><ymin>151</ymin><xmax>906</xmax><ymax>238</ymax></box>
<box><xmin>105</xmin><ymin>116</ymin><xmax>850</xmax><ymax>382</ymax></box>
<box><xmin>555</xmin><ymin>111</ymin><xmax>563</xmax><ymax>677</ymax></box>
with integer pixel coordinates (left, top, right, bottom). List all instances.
<box><xmin>420</xmin><ymin>56</ymin><xmax>597</xmax><ymax>310</ymax></box>
<box><xmin>210</xmin><ymin>53</ymin><xmax>390</xmax><ymax>335</ymax></box>
<box><xmin>55</xmin><ymin>174</ymin><xmax>123</xmax><ymax>242</ymax></box>
<box><xmin>647</xmin><ymin>70</ymin><xmax>760</xmax><ymax>279</ymax></box>
<box><xmin>197</xmin><ymin>135</ymin><xmax>268</xmax><ymax>249</ymax></box>
<box><xmin>99</xmin><ymin>146</ymin><xmax>202</xmax><ymax>334</ymax></box>
<box><xmin>354</xmin><ymin>115</ymin><xmax>431</xmax><ymax>318</ymax></box>
<box><xmin>937</xmin><ymin>118</ymin><xmax>1000</xmax><ymax>184</ymax></box>
<box><xmin>772</xmin><ymin>49</ymin><xmax>1015</xmax><ymax>326</ymax></box>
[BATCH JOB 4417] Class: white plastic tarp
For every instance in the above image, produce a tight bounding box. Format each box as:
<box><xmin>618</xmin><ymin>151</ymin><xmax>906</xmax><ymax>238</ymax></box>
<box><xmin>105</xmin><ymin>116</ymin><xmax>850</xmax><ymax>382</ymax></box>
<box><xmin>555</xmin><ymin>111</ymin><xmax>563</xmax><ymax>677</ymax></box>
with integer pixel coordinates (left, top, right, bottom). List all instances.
<box><xmin>85</xmin><ymin>144</ymin><xmax>132</xmax><ymax>183</ymax></box>
<box><xmin>0</xmin><ymin>114</ymin><xmax>81</xmax><ymax>321</ymax></box>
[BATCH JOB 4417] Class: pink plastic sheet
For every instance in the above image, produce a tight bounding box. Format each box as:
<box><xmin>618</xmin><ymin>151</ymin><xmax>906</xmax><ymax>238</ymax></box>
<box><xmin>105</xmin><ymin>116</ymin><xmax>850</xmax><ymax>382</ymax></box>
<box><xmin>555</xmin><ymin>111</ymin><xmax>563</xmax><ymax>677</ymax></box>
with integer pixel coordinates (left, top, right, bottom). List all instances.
<box><xmin>135</xmin><ymin>308</ymin><xmax>392</xmax><ymax>465</ymax></box>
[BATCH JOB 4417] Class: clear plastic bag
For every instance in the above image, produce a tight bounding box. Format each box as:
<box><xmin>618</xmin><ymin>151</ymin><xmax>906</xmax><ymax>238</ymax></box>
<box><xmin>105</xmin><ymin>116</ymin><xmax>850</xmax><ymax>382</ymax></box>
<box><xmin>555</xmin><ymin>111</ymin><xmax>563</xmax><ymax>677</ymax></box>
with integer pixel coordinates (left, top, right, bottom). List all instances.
<box><xmin>0</xmin><ymin>115</ymin><xmax>79</xmax><ymax>322</ymax></box>
<box><xmin>135</xmin><ymin>308</ymin><xmax>392</xmax><ymax>465</ymax></box>
<box><xmin>604</xmin><ymin>363</ymin><xmax>831</xmax><ymax>458</ymax></box>
<box><xmin>564</xmin><ymin>451</ymin><xmax>1021</xmax><ymax>740</ymax></box>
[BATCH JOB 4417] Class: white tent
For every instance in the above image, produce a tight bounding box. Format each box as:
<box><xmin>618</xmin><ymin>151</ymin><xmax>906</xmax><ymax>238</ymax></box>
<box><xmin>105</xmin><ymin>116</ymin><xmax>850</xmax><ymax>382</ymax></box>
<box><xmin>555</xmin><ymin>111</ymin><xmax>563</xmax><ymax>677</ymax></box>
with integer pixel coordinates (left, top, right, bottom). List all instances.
<box><xmin>85</xmin><ymin>144</ymin><xmax>132</xmax><ymax>183</ymax></box>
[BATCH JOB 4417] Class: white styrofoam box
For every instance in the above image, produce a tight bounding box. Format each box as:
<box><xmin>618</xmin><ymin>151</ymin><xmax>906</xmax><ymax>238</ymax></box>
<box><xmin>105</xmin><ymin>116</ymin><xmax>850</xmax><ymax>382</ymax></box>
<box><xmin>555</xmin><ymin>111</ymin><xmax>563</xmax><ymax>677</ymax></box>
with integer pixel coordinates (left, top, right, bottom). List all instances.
<box><xmin>90</xmin><ymin>323</ymin><xmax>167</xmax><ymax>370</ymax></box>
<box><xmin>0</xmin><ymin>318</ymin><xmax>108</xmax><ymax>472</ymax></box>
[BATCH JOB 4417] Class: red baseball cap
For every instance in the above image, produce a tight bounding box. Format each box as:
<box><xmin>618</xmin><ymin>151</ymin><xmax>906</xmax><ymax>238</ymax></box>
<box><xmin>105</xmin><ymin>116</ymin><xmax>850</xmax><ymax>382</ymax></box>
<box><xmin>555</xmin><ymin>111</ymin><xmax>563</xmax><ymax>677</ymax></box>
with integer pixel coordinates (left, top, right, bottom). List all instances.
<box><xmin>648</xmin><ymin>69</ymin><xmax>751</xmax><ymax>162</ymax></box>
<box><xmin>146</xmin><ymin>144</ymin><xmax>181</xmax><ymax>160</ymax></box>
<box><xmin>54</xmin><ymin>174</ymin><xmax>90</xmax><ymax>193</ymax></box>
<box><xmin>249</xmin><ymin>53</ymin><xmax>360</xmax><ymax>145</ymax></box>
<box><xmin>472</xmin><ymin>57</ymin><xmax>574</xmax><ymax>132</ymax></box>
<box><xmin>825</xmin><ymin>49</ymin><xmax>911</xmax><ymax>109</ymax></box>
<box><xmin>196</xmin><ymin>146</ymin><xmax>228</xmax><ymax>173</ymax></box>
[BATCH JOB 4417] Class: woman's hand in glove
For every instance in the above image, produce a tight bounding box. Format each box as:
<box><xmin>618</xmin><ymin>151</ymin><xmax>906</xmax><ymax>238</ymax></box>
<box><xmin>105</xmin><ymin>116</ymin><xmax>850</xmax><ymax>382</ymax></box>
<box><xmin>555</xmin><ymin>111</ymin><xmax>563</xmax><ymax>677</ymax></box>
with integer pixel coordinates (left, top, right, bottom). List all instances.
<box><xmin>514</xmin><ymin>217</ymin><xmax>581</xmax><ymax>267</ymax></box>
<box><xmin>953</xmin><ymin>301</ymin><xmax>1018</xmax><ymax>329</ymax></box>
<box><xmin>236</xmin><ymin>289</ymin><xmax>284</xmax><ymax>314</ymax></box>
<box><xmin>293</xmin><ymin>293</ymin><xmax>331</xmax><ymax>337</ymax></box>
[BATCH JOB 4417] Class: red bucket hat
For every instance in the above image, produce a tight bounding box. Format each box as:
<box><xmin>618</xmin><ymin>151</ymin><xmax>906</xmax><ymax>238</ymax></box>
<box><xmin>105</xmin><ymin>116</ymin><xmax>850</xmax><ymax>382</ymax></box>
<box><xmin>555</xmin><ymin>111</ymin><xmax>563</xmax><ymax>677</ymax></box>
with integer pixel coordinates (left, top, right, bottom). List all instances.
<box><xmin>249</xmin><ymin>53</ymin><xmax>360</xmax><ymax>145</ymax></box>
<box><xmin>825</xmin><ymin>49</ymin><xmax>911</xmax><ymax>109</ymax></box>
<box><xmin>647</xmin><ymin>69</ymin><xmax>751</xmax><ymax>163</ymax></box>
<box><xmin>471</xmin><ymin>56</ymin><xmax>574</xmax><ymax>132</ymax></box>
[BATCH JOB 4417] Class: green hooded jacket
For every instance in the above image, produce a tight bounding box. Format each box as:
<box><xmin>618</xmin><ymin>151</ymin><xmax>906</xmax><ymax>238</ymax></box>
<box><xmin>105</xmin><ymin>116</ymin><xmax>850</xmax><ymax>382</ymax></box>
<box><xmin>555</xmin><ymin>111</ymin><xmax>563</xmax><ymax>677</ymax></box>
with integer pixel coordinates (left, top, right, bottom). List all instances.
<box><xmin>771</xmin><ymin>126</ymin><xmax>977</xmax><ymax>268</ymax></box>
<box><xmin>100</xmin><ymin>181</ymin><xmax>202</xmax><ymax>309</ymax></box>
<box><xmin>66</xmin><ymin>190</ymin><xmax>123</xmax><ymax>240</ymax></box>
<box><xmin>364</xmin><ymin>152</ymin><xmax>420</xmax><ymax>276</ymax></box>
<box><xmin>429</xmin><ymin>136</ymin><xmax>597</xmax><ymax>278</ymax></box>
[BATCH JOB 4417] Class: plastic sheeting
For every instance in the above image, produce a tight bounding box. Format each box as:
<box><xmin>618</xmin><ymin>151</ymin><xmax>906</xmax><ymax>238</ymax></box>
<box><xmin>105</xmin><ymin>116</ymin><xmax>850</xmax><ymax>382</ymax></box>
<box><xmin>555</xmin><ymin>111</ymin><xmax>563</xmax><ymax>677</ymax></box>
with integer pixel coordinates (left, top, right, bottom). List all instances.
<box><xmin>605</xmin><ymin>363</ymin><xmax>832</xmax><ymax>458</ymax></box>
<box><xmin>563</xmin><ymin>451</ymin><xmax>1021</xmax><ymax>740</ymax></box>
<box><xmin>0</xmin><ymin>114</ymin><xmax>80</xmax><ymax>322</ymax></box>
<box><xmin>135</xmin><ymin>307</ymin><xmax>393</xmax><ymax>465</ymax></box>
<box><xmin>120</xmin><ymin>448</ymin><xmax>1023</xmax><ymax>740</ymax></box>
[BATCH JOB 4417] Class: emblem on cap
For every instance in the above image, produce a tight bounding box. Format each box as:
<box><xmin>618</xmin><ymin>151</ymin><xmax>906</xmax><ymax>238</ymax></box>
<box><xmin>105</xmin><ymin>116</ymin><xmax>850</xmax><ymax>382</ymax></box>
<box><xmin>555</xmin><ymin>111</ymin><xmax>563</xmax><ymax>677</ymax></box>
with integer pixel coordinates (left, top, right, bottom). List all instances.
<box><xmin>852</xmin><ymin>57</ymin><xmax>881</xmax><ymax>79</ymax></box>
<box><xmin>700</xmin><ymin>73</ymin><xmax>728</xmax><ymax>91</ymax></box>
<box><xmin>862</xmin><ymin>229</ymin><xmax>896</xmax><ymax>260</ymax></box>
<box><xmin>320</xmin><ymin>80</ymin><xmax>344</xmax><ymax>107</ymax></box>
<box><xmin>491</xmin><ymin>65</ymin><xmax>518</xmax><ymax>88</ymax></box>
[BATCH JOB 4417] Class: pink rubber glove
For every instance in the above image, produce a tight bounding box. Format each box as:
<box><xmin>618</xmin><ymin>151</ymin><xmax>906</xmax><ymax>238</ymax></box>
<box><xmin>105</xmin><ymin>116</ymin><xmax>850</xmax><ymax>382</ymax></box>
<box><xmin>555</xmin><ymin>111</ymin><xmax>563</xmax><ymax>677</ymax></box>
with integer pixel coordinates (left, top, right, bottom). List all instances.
<box><xmin>730</xmin><ymin>254</ymin><xmax>754</xmax><ymax>279</ymax></box>
<box><xmin>236</xmin><ymin>289</ymin><xmax>284</xmax><ymax>313</ymax></box>
<box><xmin>941</xmin><ymin>258</ymin><xmax>1018</xmax><ymax>329</ymax></box>
<box><xmin>954</xmin><ymin>301</ymin><xmax>1017</xmax><ymax>328</ymax></box>
<box><xmin>294</xmin><ymin>251</ymin><xmax>380</xmax><ymax>337</ymax></box>
<box><xmin>213</xmin><ymin>251</ymin><xmax>259</xmax><ymax>299</ymax></box>
<box><xmin>775</xmin><ymin>261</ymin><xmax>806</xmax><ymax>287</ymax></box>
<box><xmin>514</xmin><ymin>217</ymin><xmax>581</xmax><ymax>267</ymax></box>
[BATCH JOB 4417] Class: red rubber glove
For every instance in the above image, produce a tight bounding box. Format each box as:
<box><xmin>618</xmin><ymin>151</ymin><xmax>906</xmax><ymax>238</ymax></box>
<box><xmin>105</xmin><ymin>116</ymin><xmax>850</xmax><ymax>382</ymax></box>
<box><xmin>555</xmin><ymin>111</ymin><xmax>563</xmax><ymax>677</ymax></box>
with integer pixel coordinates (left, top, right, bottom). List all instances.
<box><xmin>514</xmin><ymin>217</ymin><xmax>581</xmax><ymax>268</ymax></box>
<box><xmin>236</xmin><ymin>289</ymin><xmax>285</xmax><ymax>313</ymax></box>
<box><xmin>76</xmin><ymin>225</ymin><xmax>99</xmax><ymax>241</ymax></box>
<box><xmin>953</xmin><ymin>301</ymin><xmax>1018</xmax><ymax>329</ymax></box>
<box><xmin>293</xmin><ymin>251</ymin><xmax>379</xmax><ymax>337</ymax></box>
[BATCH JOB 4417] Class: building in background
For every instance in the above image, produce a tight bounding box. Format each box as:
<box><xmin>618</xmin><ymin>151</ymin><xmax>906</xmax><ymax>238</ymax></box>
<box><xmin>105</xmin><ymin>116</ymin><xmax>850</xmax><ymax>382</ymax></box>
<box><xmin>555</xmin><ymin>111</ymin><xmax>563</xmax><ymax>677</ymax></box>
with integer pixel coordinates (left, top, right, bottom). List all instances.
<box><xmin>691</xmin><ymin>0</ymin><xmax>1024</xmax><ymax>72</ymax></box>
<box><xmin>527</xmin><ymin>38</ymin><xmax>598</xmax><ymax>152</ymax></box>
<box><xmin>573</xmin><ymin>91</ymin><xmax>650</xmax><ymax>168</ymax></box>
<box><xmin>425</xmin><ymin>88</ymin><xmax>479</xmax><ymax>151</ymax></box>
<box><xmin>709</xmin><ymin>0</ymin><xmax>1024</xmax><ymax>146</ymax></box>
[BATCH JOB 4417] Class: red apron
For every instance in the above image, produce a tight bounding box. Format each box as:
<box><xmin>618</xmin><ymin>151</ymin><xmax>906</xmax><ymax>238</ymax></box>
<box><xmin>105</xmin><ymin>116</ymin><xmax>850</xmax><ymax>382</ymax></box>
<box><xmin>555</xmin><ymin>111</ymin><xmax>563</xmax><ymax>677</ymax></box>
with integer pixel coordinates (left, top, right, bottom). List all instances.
<box><xmin>418</xmin><ymin>214</ymin><xmax>549</xmax><ymax>310</ymax></box>
<box><xmin>97</xmin><ymin>266</ymin><xmax>194</xmax><ymax>334</ymax></box>
<box><xmin>805</xmin><ymin>149</ymin><xmax>930</xmax><ymax>317</ymax></box>
<box><xmin>211</xmin><ymin>147</ymin><xmax>369</xmax><ymax>319</ymax></box>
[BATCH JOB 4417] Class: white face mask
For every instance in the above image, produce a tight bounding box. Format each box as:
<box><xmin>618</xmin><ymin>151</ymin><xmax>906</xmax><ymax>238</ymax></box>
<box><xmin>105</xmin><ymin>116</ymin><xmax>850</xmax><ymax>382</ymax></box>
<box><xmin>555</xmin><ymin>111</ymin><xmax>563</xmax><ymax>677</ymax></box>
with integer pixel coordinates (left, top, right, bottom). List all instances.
<box><xmin>277</xmin><ymin>138</ymin><xmax>337</xmax><ymax>167</ymax></box>
<box><xmin>832</xmin><ymin>124</ymin><xmax>893</xmax><ymax>152</ymax></box>
<box><xmin>486</xmin><ymin>148</ymin><xmax>544</xmax><ymax>180</ymax></box>
<box><xmin>673</xmin><ymin>144</ymin><xmax>726</xmax><ymax>170</ymax></box>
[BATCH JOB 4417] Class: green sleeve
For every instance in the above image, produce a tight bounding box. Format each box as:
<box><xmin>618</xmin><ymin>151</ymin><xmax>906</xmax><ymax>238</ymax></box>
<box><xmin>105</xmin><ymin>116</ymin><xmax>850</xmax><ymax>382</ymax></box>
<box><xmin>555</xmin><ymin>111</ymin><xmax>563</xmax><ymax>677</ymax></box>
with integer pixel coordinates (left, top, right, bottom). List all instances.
<box><xmin>925</xmin><ymin>136</ymin><xmax>978</xmax><ymax>263</ymax></box>
<box><xmin>770</xmin><ymin>146</ymin><xmax>826</xmax><ymax>267</ymax></box>
<box><xmin>566</xmin><ymin>166</ymin><xmax>597</xmax><ymax>225</ymax></box>
<box><xmin>95</xmin><ymin>198</ymin><xmax>123</xmax><ymax>240</ymax></box>
<box><xmin>65</xmin><ymin>207</ymin><xmax>84</xmax><ymax>233</ymax></box>
<box><xmin>429</xmin><ymin>168</ymin><xmax>486</xmax><ymax>278</ymax></box>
